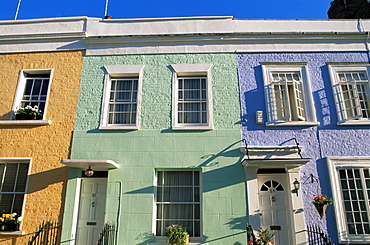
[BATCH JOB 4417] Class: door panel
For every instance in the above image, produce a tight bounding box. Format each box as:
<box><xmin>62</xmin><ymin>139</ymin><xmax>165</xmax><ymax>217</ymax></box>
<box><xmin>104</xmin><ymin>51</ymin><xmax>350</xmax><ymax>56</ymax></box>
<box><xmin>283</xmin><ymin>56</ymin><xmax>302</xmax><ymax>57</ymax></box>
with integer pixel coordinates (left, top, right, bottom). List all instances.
<box><xmin>258</xmin><ymin>174</ymin><xmax>293</xmax><ymax>245</ymax></box>
<box><xmin>76</xmin><ymin>178</ymin><xmax>107</xmax><ymax>245</ymax></box>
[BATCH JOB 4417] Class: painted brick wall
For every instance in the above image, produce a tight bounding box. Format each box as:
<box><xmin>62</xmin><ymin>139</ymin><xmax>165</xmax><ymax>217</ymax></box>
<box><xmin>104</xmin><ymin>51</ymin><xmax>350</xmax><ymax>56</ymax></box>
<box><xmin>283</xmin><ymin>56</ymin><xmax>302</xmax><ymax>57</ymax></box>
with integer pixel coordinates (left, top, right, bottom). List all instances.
<box><xmin>0</xmin><ymin>51</ymin><xmax>83</xmax><ymax>244</ymax></box>
<box><xmin>63</xmin><ymin>53</ymin><xmax>247</xmax><ymax>245</ymax></box>
<box><xmin>75</xmin><ymin>54</ymin><xmax>240</xmax><ymax>131</ymax></box>
<box><xmin>237</xmin><ymin>52</ymin><xmax>370</xmax><ymax>244</ymax></box>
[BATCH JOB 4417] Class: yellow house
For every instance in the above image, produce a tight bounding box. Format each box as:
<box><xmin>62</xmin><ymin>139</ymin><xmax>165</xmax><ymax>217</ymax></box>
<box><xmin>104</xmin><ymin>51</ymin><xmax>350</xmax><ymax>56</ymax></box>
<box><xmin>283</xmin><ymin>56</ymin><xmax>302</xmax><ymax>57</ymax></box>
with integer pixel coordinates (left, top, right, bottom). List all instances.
<box><xmin>0</xmin><ymin>17</ymin><xmax>88</xmax><ymax>244</ymax></box>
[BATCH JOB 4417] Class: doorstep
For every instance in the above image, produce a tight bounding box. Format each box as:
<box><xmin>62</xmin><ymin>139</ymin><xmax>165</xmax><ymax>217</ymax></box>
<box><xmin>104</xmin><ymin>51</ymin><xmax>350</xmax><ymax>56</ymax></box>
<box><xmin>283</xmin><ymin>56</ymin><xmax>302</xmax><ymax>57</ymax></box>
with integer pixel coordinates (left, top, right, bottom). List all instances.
<box><xmin>148</xmin><ymin>243</ymin><xmax>208</xmax><ymax>245</ymax></box>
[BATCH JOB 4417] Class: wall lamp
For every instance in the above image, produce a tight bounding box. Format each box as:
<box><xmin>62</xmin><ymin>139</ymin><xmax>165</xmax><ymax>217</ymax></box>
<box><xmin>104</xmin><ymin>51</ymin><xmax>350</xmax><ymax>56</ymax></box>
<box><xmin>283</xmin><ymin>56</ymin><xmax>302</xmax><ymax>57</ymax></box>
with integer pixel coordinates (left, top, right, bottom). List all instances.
<box><xmin>293</xmin><ymin>178</ymin><xmax>300</xmax><ymax>197</ymax></box>
<box><xmin>85</xmin><ymin>166</ymin><xmax>94</xmax><ymax>177</ymax></box>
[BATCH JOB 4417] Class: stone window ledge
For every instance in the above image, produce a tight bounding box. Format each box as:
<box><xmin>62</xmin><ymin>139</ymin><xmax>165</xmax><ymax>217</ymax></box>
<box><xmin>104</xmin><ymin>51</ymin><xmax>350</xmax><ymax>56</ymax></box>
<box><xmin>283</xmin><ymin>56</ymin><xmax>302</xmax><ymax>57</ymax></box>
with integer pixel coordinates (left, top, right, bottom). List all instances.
<box><xmin>0</xmin><ymin>231</ymin><xmax>25</xmax><ymax>236</ymax></box>
<box><xmin>0</xmin><ymin>120</ymin><xmax>51</xmax><ymax>126</ymax></box>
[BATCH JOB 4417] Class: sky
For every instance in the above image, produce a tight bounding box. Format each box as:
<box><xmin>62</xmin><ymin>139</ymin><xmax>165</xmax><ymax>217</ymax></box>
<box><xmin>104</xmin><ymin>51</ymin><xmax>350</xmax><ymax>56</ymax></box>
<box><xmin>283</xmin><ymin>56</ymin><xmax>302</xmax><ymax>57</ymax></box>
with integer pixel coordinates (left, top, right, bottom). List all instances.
<box><xmin>0</xmin><ymin>0</ymin><xmax>334</xmax><ymax>21</ymax></box>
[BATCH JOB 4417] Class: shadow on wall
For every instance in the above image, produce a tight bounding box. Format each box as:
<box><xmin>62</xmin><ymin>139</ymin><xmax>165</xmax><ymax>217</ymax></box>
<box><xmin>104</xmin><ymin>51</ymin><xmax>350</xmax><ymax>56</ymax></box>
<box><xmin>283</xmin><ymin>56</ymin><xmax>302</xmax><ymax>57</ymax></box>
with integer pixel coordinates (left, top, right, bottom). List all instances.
<box><xmin>0</xmin><ymin>111</ymin><xmax>12</xmax><ymax>120</ymax></box>
<box><xmin>27</xmin><ymin>167</ymin><xmax>68</xmax><ymax>194</ymax></box>
<box><xmin>125</xmin><ymin>140</ymin><xmax>245</xmax><ymax>195</ymax></box>
<box><xmin>135</xmin><ymin>231</ymin><xmax>154</xmax><ymax>245</ymax></box>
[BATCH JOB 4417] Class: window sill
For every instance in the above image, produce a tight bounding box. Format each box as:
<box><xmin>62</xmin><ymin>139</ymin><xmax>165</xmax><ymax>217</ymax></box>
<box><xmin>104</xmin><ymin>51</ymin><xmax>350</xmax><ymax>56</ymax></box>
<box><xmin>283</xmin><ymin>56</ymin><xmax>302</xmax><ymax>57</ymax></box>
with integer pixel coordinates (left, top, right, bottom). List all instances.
<box><xmin>172</xmin><ymin>125</ymin><xmax>213</xmax><ymax>130</ymax></box>
<box><xmin>99</xmin><ymin>125</ymin><xmax>139</xmax><ymax>130</ymax></box>
<box><xmin>0</xmin><ymin>120</ymin><xmax>51</xmax><ymax>126</ymax></box>
<box><xmin>337</xmin><ymin>120</ymin><xmax>370</xmax><ymax>126</ymax></box>
<box><xmin>266</xmin><ymin>121</ymin><xmax>320</xmax><ymax>127</ymax></box>
<box><xmin>0</xmin><ymin>230</ymin><xmax>25</xmax><ymax>236</ymax></box>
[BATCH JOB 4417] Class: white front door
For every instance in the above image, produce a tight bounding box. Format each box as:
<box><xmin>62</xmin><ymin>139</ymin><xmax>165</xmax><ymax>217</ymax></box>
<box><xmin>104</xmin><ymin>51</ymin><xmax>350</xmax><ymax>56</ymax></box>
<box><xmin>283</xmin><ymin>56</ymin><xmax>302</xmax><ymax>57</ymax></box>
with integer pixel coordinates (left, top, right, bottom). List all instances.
<box><xmin>76</xmin><ymin>178</ymin><xmax>107</xmax><ymax>244</ymax></box>
<box><xmin>258</xmin><ymin>174</ymin><xmax>294</xmax><ymax>245</ymax></box>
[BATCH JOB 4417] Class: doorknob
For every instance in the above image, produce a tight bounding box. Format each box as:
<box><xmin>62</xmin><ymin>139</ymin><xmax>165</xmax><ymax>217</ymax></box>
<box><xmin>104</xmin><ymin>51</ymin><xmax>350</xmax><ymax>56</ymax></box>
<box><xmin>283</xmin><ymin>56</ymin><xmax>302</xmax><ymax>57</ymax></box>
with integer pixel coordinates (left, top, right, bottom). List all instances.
<box><xmin>92</xmin><ymin>201</ymin><xmax>95</xmax><ymax>207</ymax></box>
<box><xmin>272</xmin><ymin>196</ymin><xmax>276</xmax><ymax>202</ymax></box>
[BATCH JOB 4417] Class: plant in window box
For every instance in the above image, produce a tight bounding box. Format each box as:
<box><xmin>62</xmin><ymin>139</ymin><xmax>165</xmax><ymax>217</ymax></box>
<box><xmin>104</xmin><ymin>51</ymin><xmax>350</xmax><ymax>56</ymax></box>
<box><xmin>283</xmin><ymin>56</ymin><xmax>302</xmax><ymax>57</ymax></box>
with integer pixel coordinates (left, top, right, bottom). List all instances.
<box><xmin>166</xmin><ymin>224</ymin><xmax>189</xmax><ymax>245</ymax></box>
<box><xmin>312</xmin><ymin>194</ymin><xmax>333</xmax><ymax>219</ymax></box>
<box><xmin>0</xmin><ymin>213</ymin><xmax>22</xmax><ymax>231</ymax></box>
<box><xmin>15</xmin><ymin>105</ymin><xmax>42</xmax><ymax>120</ymax></box>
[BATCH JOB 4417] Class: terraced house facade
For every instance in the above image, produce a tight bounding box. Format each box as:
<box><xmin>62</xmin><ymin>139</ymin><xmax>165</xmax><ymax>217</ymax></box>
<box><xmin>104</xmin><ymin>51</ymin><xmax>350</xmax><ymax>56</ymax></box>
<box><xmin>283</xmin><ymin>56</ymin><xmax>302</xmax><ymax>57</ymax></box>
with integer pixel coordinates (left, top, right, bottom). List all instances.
<box><xmin>0</xmin><ymin>18</ymin><xmax>86</xmax><ymax>244</ymax></box>
<box><xmin>0</xmin><ymin>16</ymin><xmax>369</xmax><ymax>245</ymax></box>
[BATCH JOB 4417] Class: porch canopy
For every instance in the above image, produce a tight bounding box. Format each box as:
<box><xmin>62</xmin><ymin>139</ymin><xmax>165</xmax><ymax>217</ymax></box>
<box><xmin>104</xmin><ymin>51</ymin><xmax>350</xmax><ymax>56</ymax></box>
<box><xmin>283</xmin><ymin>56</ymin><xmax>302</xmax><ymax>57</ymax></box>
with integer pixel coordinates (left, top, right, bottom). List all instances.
<box><xmin>60</xmin><ymin>159</ymin><xmax>119</xmax><ymax>171</ymax></box>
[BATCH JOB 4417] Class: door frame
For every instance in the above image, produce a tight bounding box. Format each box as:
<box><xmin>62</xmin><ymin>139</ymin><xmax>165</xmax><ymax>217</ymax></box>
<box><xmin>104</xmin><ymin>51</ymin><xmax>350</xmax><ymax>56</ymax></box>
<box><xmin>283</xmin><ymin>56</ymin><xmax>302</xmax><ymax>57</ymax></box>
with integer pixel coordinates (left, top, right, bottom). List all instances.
<box><xmin>257</xmin><ymin>173</ymin><xmax>295</xmax><ymax>245</ymax></box>
<box><xmin>243</xmin><ymin>165</ymin><xmax>308</xmax><ymax>245</ymax></box>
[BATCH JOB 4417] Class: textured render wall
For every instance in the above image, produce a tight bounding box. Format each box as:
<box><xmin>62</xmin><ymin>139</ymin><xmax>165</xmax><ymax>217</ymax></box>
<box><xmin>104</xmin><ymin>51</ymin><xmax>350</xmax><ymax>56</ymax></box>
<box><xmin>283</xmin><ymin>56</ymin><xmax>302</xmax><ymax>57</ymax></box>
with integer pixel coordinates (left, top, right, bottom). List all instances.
<box><xmin>0</xmin><ymin>51</ymin><xmax>83</xmax><ymax>244</ymax></box>
<box><xmin>67</xmin><ymin>54</ymin><xmax>246</xmax><ymax>245</ymax></box>
<box><xmin>237</xmin><ymin>52</ymin><xmax>370</xmax><ymax>244</ymax></box>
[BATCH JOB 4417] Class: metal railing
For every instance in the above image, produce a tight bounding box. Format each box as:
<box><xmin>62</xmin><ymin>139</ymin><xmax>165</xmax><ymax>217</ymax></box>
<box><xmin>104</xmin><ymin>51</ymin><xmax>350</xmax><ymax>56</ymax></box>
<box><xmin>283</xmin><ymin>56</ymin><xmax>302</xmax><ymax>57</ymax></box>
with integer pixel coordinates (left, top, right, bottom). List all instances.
<box><xmin>306</xmin><ymin>223</ymin><xmax>334</xmax><ymax>245</ymax></box>
<box><xmin>27</xmin><ymin>220</ymin><xmax>60</xmax><ymax>245</ymax></box>
<box><xmin>96</xmin><ymin>222</ymin><xmax>116</xmax><ymax>245</ymax></box>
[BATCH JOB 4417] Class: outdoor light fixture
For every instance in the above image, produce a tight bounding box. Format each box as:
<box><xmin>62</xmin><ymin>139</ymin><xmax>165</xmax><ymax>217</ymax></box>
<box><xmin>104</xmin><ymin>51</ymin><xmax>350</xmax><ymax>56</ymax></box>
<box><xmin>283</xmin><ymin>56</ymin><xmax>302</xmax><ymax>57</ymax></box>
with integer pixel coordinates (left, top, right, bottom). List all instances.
<box><xmin>85</xmin><ymin>166</ymin><xmax>94</xmax><ymax>177</ymax></box>
<box><xmin>293</xmin><ymin>178</ymin><xmax>300</xmax><ymax>197</ymax></box>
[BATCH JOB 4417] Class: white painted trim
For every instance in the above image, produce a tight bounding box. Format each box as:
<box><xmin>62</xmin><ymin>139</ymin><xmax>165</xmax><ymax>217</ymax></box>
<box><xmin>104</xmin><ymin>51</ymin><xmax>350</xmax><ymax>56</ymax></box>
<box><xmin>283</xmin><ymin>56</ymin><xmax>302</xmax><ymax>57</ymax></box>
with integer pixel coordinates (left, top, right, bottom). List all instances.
<box><xmin>266</xmin><ymin>121</ymin><xmax>320</xmax><ymax>127</ymax></box>
<box><xmin>100</xmin><ymin>65</ymin><xmax>144</xmax><ymax>130</ymax></box>
<box><xmin>0</xmin><ymin>17</ymin><xmax>369</xmax><ymax>54</ymax></box>
<box><xmin>327</xmin><ymin>157</ymin><xmax>370</xmax><ymax>243</ymax></box>
<box><xmin>104</xmin><ymin>64</ymin><xmax>145</xmax><ymax>75</ymax></box>
<box><xmin>245</xmin><ymin>167</ymin><xmax>307</xmax><ymax>245</ymax></box>
<box><xmin>0</xmin><ymin>120</ymin><xmax>51</xmax><ymax>126</ymax></box>
<box><xmin>70</xmin><ymin>178</ymin><xmax>82</xmax><ymax>245</ymax></box>
<box><xmin>327</xmin><ymin>64</ymin><xmax>370</xmax><ymax>125</ymax></box>
<box><xmin>61</xmin><ymin>159</ymin><xmax>119</xmax><ymax>171</ymax></box>
<box><xmin>171</xmin><ymin>64</ymin><xmax>214</xmax><ymax>130</ymax></box>
<box><xmin>261</xmin><ymin>64</ymin><xmax>317</xmax><ymax>125</ymax></box>
<box><xmin>11</xmin><ymin>69</ymin><xmax>53</xmax><ymax>120</ymax></box>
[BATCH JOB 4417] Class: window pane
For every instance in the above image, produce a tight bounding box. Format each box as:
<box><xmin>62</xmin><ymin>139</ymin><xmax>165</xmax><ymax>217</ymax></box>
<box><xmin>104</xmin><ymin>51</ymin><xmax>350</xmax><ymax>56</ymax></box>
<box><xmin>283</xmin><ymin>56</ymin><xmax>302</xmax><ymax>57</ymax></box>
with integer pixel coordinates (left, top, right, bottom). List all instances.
<box><xmin>177</xmin><ymin>77</ymin><xmax>208</xmax><ymax>125</ymax></box>
<box><xmin>156</xmin><ymin>170</ymin><xmax>200</xmax><ymax>237</ymax></box>
<box><xmin>108</xmin><ymin>78</ymin><xmax>138</xmax><ymax>125</ymax></box>
<box><xmin>340</xmin><ymin>168</ymin><xmax>370</xmax><ymax>235</ymax></box>
<box><xmin>338</xmin><ymin>71</ymin><xmax>370</xmax><ymax>120</ymax></box>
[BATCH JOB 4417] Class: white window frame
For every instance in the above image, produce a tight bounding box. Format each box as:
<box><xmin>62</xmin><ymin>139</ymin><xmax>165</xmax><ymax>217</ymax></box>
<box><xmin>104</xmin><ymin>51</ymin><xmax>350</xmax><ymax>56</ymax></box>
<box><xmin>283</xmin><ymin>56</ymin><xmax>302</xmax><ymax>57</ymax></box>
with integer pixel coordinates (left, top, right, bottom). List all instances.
<box><xmin>11</xmin><ymin>69</ymin><xmax>53</xmax><ymax>120</ymax></box>
<box><xmin>171</xmin><ymin>64</ymin><xmax>213</xmax><ymax>130</ymax></box>
<box><xmin>0</xmin><ymin>158</ymin><xmax>31</xmax><ymax>231</ymax></box>
<box><xmin>327</xmin><ymin>157</ymin><xmax>370</xmax><ymax>243</ymax></box>
<box><xmin>261</xmin><ymin>63</ymin><xmax>318</xmax><ymax>126</ymax></box>
<box><xmin>153</xmin><ymin>169</ymin><xmax>202</xmax><ymax>243</ymax></box>
<box><xmin>100</xmin><ymin>65</ymin><xmax>144</xmax><ymax>130</ymax></box>
<box><xmin>328</xmin><ymin>64</ymin><xmax>370</xmax><ymax>125</ymax></box>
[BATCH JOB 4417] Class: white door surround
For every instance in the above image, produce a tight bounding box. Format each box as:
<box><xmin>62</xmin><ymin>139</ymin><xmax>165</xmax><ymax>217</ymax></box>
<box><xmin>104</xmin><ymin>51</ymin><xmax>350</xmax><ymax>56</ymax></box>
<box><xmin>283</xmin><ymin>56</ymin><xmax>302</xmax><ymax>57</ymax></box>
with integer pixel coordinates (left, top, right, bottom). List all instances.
<box><xmin>241</xmin><ymin>145</ymin><xmax>310</xmax><ymax>245</ymax></box>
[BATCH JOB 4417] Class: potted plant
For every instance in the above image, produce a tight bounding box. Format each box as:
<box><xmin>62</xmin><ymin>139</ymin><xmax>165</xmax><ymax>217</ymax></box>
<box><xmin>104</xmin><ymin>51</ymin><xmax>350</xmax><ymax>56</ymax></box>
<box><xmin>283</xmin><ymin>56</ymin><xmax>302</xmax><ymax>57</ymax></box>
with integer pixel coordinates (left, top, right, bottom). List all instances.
<box><xmin>0</xmin><ymin>213</ymin><xmax>22</xmax><ymax>231</ymax></box>
<box><xmin>15</xmin><ymin>105</ymin><xmax>42</xmax><ymax>120</ymax></box>
<box><xmin>312</xmin><ymin>194</ymin><xmax>333</xmax><ymax>219</ymax></box>
<box><xmin>166</xmin><ymin>224</ymin><xmax>189</xmax><ymax>245</ymax></box>
<box><xmin>255</xmin><ymin>228</ymin><xmax>275</xmax><ymax>245</ymax></box>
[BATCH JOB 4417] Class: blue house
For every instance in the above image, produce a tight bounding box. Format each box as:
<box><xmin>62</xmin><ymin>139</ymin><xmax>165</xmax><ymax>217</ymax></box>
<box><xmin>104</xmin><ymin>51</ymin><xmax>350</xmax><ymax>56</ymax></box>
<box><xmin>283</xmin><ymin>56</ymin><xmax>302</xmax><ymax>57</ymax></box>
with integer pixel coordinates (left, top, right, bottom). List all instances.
<box><xmin>237</xmin><ymin>20</ymin><xmax>370</xmax><ymax>244</ymax></box>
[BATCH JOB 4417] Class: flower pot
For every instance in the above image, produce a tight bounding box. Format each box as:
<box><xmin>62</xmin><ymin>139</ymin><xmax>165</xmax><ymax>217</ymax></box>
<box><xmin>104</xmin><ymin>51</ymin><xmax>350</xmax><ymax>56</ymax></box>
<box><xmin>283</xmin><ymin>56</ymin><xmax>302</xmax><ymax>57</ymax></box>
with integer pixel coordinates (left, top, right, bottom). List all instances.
<box><xmin>15</xmin><ymin>114</ymin><xmax>36</xmax><ymax>120</ymax></box>
<box><xmin>167</xmin><ymin>234</ymin><xmax>189</xmax><ymax>245</ymax></box>
<box><xmin>313</xmin><ymin>202</ymin><xmax>328</xmax><ymax>219</ymax></box>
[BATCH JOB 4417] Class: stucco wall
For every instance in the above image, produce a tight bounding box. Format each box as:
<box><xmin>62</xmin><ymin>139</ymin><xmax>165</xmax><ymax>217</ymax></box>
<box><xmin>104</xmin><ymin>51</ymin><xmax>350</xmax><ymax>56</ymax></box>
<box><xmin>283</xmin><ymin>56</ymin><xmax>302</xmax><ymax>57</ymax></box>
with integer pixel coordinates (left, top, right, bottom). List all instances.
<box><xmin>0</xmin><ymin>51</ymin><xmax>83</xmax><ymax>244</ymax></box>
<box><xmin>62</xmin><ymin>53</ymin><xmax>246</xmax><ymax>245</ymax></box>
<box><xmin>237</xmin><ymin>52</ymin><xmax>370</xmax><ymax>244</ymax></box>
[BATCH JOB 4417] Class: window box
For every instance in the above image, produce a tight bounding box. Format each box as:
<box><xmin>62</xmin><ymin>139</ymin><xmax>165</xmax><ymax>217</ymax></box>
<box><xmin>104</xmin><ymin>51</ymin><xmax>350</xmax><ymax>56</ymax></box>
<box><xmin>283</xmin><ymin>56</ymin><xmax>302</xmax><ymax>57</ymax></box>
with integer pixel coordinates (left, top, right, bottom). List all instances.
<box><xmin>0</xmin><ymin>224</ymin><xmax>20</xmax><ymax>232</ymax></box>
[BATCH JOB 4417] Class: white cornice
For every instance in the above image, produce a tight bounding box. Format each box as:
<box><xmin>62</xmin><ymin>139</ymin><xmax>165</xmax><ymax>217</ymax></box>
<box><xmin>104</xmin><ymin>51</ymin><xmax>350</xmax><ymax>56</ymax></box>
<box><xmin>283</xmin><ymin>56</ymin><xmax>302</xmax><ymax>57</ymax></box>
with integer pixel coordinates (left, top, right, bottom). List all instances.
<box><xmin>0</xmin><ymin>16</ymin><xmax>369</xmax><ymax>54</ymax></box>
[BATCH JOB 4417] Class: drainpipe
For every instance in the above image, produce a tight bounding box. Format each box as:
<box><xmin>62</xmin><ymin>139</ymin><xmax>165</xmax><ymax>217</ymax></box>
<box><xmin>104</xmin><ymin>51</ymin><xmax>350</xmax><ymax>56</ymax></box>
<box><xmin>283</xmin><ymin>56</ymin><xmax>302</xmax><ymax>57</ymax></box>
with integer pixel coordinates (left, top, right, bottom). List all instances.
<box><xmin>115</xmin><ymin>181</ymin><xmax>122</xmax><ymax>245</ymax></box>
